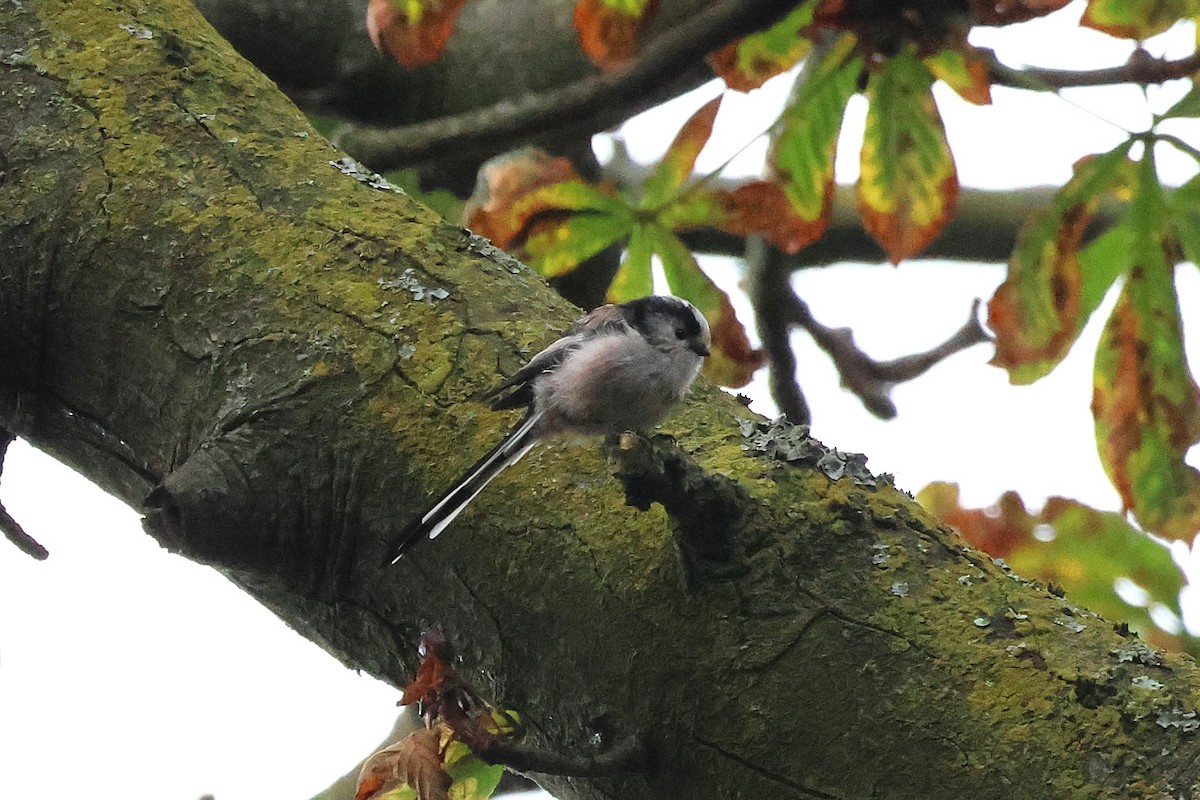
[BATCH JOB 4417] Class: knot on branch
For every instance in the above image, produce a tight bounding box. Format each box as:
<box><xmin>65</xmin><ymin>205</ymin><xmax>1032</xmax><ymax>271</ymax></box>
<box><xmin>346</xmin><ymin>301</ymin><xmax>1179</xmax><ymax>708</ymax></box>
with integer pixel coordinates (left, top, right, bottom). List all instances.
<box><xmin>142</xmin><ymin>436</ymin><xmax>356</xmax><ymax>599</ymax></box>
<box><xmin>603</xmin><ymin>432</ymin><xmax>748</xmax><ymax>569</ymax></box>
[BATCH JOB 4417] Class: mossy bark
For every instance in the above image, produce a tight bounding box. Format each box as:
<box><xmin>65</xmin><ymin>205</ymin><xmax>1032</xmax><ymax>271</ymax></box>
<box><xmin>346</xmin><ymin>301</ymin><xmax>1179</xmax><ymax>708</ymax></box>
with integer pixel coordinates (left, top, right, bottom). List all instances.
<box><xmin>3</xmin><ymin>3</ymin><xmax>1200</xmax><ymax>800</ymax></box>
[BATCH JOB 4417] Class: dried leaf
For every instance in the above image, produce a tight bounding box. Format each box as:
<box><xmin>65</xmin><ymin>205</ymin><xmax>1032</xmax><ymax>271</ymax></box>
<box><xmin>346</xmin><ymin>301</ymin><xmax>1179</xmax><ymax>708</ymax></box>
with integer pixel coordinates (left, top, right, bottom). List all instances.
<box><xmin>1093</xmin><ymin>159</ymin><xmax>1200</xmax><ymax>540</ymax></box>
<box><xmin>916</xmin><ymin>482</ymin><xmax>1034</xmax><ymax>559</ymax></box>
<box><xmin>858</xmin><ymin>46</ymin><xmax>958</xmax><ymax>263</ymax></box>
<box><xmin>366</xmin><ymin>0</ymin><xmax>468</xmax><ymax>69</ymax></box>
<box><xmin>357</xmin><ymin>726</ymin><xmax>452</xmax><ymax>800</ymax></box>
<box><xmin>707</xmin><ymin>2</ymin><xmax>819</xmax><ymax>91</ymax></box>
<box><xmin>988</xmin><ymin>146</ymin><xmax>1134</xmax><ymax>384</ymax></box>
<box><xmin>721</xmin><ymin>180</ymin><xmax>828</xmax><ymax>254</ymax></box>
<box><xmin>1081</xmin><ymin>0</ymin><xmax>1189</xmax><ymax>39</ymax></box>
<box><xmin>573</xmin><ymin>0</ymin><xmax>657</xmax><ymax>70</ymax></box>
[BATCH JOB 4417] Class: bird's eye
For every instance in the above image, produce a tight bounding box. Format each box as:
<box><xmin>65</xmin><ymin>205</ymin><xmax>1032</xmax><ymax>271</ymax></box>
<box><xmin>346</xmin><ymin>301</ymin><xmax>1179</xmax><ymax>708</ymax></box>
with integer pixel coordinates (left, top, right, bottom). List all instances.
<box><xmin>674</xmin><ymin>328</ymin><xmax>687</xmax><ymax>339</ymax></box>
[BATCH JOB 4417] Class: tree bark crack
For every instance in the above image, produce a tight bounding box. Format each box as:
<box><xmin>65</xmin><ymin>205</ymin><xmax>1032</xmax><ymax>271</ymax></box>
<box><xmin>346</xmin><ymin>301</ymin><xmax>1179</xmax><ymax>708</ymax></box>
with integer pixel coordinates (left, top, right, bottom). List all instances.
<box><xmin>691</xmin><ymin>735</ymin><xmax>842</xmax><ymax>799</ymax></box>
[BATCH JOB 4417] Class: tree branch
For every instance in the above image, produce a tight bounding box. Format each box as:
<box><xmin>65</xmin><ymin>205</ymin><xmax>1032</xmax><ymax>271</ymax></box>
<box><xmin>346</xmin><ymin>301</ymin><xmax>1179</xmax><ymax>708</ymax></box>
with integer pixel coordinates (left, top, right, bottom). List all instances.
<box><xmin>334</xmin><ymin>0</ymin><xmax>802</xmax><ymax>170</ymax></box>
<box><xmin>0</xmin><ymin>429</ymin><xmax>47</xmax><ymax>560</ymax></box>
<box><xmin>987</xmin><ymin>46</ymin><xmax>1200</xmax><ymax>90</ymax></box>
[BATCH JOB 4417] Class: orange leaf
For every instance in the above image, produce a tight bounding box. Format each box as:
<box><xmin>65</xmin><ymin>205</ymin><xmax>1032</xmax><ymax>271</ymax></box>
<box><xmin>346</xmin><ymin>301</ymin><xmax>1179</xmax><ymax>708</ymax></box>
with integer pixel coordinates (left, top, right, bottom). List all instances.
<box><xmin>916</xmin><ymin>482</ymin><xmax>1034</xmax><ymax>559</ymax></box>
<box><xmin>573</xmin><ymin>0</ymin><xmax>658</xmax><ymax>71</ymax></box>
<box><xmin>641</xmin><ymin>96</ymin><xmax>722</xmax><ymax>208</ymax></box>
<box><xmin>464</xmin><ymin>149</ymin><xmax>582</xmax><ymax>248</ymax></box>
<box><xmin>357</xmin><ymin>726</ymin><xmax>451</xmax><ymax>800</ymax></box>
<box><xmin>706</xmin><ymin>3</ymin><xmax>818</xmax><ymax>92</ymax></box>
<box><xmin>366</xmin><ymin>0</ymin><xmax>468</xmax><ymax>70</ymax></box>
<box><xmin>721</xmin><ymin>180</ymin><xmax>827</xmax><ymax>254</ymax></box>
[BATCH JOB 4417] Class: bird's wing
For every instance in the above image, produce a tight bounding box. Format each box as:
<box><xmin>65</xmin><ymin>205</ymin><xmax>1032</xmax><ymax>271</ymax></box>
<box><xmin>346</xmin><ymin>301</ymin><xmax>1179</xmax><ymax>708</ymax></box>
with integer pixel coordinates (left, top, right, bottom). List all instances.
<box><xmin>483</xmin><ymin>304</ymin><xmax>631</xmax><ymax>410</ymax></box>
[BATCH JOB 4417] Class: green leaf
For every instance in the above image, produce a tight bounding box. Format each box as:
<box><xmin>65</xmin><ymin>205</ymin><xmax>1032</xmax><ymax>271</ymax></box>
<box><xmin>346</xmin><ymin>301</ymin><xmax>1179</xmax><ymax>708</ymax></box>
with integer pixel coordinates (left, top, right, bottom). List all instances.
<box><xmin>641</xmin><ymin>97</ymin><xmax>722</xmax><ymax>209</ymax></box>
<box><xmin>1008</xmin><ymin>499</ymin><xmax>1186</xmax><ymax>638</ymax></box>
<box><xmin>923</xmin><ymin>46</ymin><xmax>992</xmax><ymax>105</ymax></box>
<box><xmin>594</xmin><ymin>0</ymin><xmax>652</xmax><ymax>13</ymax></box>
<box><xmin>1169</xmin><ymin>172</ymin><xmax>1200</xmax><ymax>266</ymax></box>
<box><xmin>1081</xmin><ymin>0</ymin><xmax>1197</xmax><ymax>39</ymax></box>
<box><xmin>1159</xmin><ymin>82</ymin><xmax>1200</xmax><ymax>120</ymax></box>
<box><xmin>770</xmin><ymin>34</ymin><xmax>862</xmax><ymax>233</ymax></box>
<box><xmin>444</xmin><ymin>740</ymin><xmax>505</xmax><ymax>800</ymax></box>
<box><xmin>524</xmin><ymin>212</ymin><xmax>630</xmax><ymax>278</ymax></box>
<box><xmin>709</xmin><ymin>1</ymin><xmax>818</xmax><ymax>92</ymax></box>
<box><xmin>1093</xmin><ymin>154</ymin><xmax>1200</xmax><ymax>540</ymax></box>
<box><xmin>513</xmin><ymin>179</ymin><xmax>631</xmax><ymax>218</ymax></box>
<box><xmin>858</xmin><ymin>45</ymin><xmax>958</xmax><ymax>263</ymax></box>
<box><xmin>988</xmin><ymin>143</ymin><xmax>1135</xmax><ymax>384</ymax></box>
<box><xmin>607</xmin><ymin>223</ymin><xmax>654</xmax><ymax>301</ymax></box>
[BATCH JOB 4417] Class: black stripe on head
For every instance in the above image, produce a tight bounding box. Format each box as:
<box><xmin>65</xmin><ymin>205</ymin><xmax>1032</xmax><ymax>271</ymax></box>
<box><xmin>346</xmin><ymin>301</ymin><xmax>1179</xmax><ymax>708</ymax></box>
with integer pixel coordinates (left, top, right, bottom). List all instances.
<box><xmin>624</xmin><ymin>295</ymin><xmax>702</xmax><ymax>335</ymax></box>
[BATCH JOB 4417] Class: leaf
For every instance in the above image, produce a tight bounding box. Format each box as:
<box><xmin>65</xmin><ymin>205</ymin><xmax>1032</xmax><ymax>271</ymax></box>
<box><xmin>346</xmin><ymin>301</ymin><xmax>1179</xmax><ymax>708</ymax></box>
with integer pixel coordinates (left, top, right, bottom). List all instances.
<box><xmin>969</xmin><ymin>0</ymin><xmax>1072</xmax><ymax>25</ymax></box>
<box><xmin>463</xmin><ymin>149</ymin><xmax>584</xmax><ymax>248</ymax></box>
<box><xmin>1169</xmin><ymin>172</ymin><xmax>1200</xmax><ymax>266</ymax></box>
<box><xmin>366</xmin><ymin>0</ymin><xmax>469</xmax><ymax>69</ymax></box>
<box><xmin>858</xmin><ymin>46</ymin><xmax>959</xmax><ymax>263</ymax></box>
<box><xmin>573</xmin><ymin>0</ymin><xmax>657</xmax><ymax>70</ymax></box>
<box><xmin>523</xmin><ymin>212</ymin><xmax>630</xmax><ymax>278</ymax></box>
<box><xmin>645</xmin><ymin>225</ymin><xmax>765</xmax><ymax>387</ymax></box>
<box><xmin>918</xmin><ymin>483</ymin><xmax>1187</xmax><ymax>644</ymax></box>
<box><xmin>1093</xmin><ymin>157</ymin><xmax>1200</xmax><ymax>540</ymax></box>
<box><xmin>608</xmin><ymin>223</ymin><xmax>655</xmax><ymax>301</ymax></box>
<box><xmin>916</xmin><ymin>482</ymin><xmax>1034</xmax><ymax>559</ymax></box>
<box><xmin>924</xmin><ymin>46</ymin><xmax>992</xmax><ymax>105</ymax></box>
<box><xmin>758</xmin><ymin>35</ymin><xmax>862</xmax><ymax>253</ymax></box>
<box><xmin>357</xmin><ymin>726</ymin><xmax>452</xmax><ymax>800</ymax></box>
<box><xmin>1159</xmin><ymin>82</ymin><xmax>1200</xmax><ymax>120</ymax></box>
<box><xmin>720</xmin><ymin>180</ymin><xmax>828</xmax><ymax>254</ymax></box>
<box><xmin>987</xmin><ymin>145</ymin><xmax>1135</xmax><ymax>384</ymax></box>
<box><xmin>707</xmin><ymin>2</ymin><xmax>819</xmax><ymax>92</ymax></box>
<box><xmin>641</xmin><ymin>96</ymin><xmax>723</xmax><ymax>209</ymax></box>
<box><xmin>1081</xmin><ymin>0</ymin><xmax>1193</xmax><ymax>40</ymax></box>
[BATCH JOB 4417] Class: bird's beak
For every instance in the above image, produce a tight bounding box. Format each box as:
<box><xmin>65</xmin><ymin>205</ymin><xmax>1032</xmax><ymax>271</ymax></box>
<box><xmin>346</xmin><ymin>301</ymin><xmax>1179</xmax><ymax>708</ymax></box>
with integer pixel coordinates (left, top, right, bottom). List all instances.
<box><xmin>691</xmin><ymin>340</ymin><xmax>711</xmax><ymax>357</ymax></box>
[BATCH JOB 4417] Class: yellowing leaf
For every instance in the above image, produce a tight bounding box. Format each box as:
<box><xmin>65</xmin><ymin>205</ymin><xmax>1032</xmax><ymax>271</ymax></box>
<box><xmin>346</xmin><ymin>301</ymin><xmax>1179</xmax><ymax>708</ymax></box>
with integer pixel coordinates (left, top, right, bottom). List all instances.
<box><xmin>924</xmin><ymin>46</ymin><xmax>992</xmax><ymax>105</ymax></box>
<box><xmin>1093</xmin><ymin>161</ymin><xmax>1200</xmax><ymax>540</ymax></box>
<box><xmin>858</xmin><ymin>47</ymin><xmax>958</xmax><ymax>263</ymax></box>
<box><xmin>707</xmin><ymin>2</ymin><xmax>819</xmax><ymax>92</ymax></box>
<box><xmin>641</xmin><ymin>96</ymin><xmax>723</xmax><ymax>209</ymax></box>
<box><xmin>523</xmin><ymin>213</ymin><xmax>630</xmax><ymax>278</ymax></box>
<box><xmin>721</xmin><ymin>180</ymin><xmax>828</xmax><ymax>254</ymax></box>
<box><xmin>608</xmin><ymin>223</ymin><xmax>654</xmax><ymax>301</ymax></box>
<box><xmin>765</xmin><ymin>34</ymin><xmax>861</xmax><ymax>251</ymax></box>
<box><xmin>463</xmin><ymin>150</ymin><xmax>584</xmax><ymax>248</ymax></box>
<box><xmin>1081</xmin><ymin>0</ymin><xmax>1192</xmax><ymax>39</ymax></box>
<box><xmin>366</xmin><ymin>0</ymin><xmax>468</xmax><ymax>69</ymax></box>
<box><xmin>987</xmin><ymin>145</ymin><xmax>1134</xmax><ymax>384</ymax></box>
<box><xmin>573</xmin><ymin>0</ymin><xmax>657</xmax><ymax>70</ymax></box>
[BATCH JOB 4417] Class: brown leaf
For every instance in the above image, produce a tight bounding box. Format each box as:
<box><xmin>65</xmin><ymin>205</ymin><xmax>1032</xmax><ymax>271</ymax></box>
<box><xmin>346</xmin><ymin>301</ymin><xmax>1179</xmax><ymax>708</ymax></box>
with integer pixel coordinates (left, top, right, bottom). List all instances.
<box><xmin>720</xmin><ymin>180</ymin><xmax>828</xmax><ymax>254</ymax></box>
<box><xmin>366</xmin><ymin>0</ymin><xmax>468</xmax><ymax>69</ymax></box>
<box><xmin>573</xmin><ymin>0</ymin><xmax>658</xmax><ymax>71</ymax></box>
<box><xmin>356</xmin><ymin>726</ymin><xmax>452</xmax><ymax>800</ymax></box>
<box><xmin>463</xmin><ymin>149</ymin><xmax>582</xmax><ymax>248</ymax></box>
<box><xmin>917</xmin><ymin>482</ymin><xmax>1034</xmax><ymax>559</ymax></box>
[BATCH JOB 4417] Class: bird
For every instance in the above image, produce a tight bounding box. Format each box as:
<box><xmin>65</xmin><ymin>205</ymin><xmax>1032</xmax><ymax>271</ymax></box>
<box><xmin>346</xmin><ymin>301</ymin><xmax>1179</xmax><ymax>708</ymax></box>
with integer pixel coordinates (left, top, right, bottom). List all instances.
<box><xmin>389</xmin><ymin>295</ymin><xmax>711</xmax><ymax>561</ymax></box>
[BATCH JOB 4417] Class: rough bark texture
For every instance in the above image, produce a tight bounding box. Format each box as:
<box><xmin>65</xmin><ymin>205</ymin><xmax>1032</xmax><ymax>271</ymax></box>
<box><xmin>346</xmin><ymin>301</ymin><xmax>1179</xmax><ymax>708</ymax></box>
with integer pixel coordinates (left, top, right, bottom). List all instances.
<box><xmin>4</xmin><ymin>4</ymin><xmax>1200</xmax><ymax>800</ymax></box>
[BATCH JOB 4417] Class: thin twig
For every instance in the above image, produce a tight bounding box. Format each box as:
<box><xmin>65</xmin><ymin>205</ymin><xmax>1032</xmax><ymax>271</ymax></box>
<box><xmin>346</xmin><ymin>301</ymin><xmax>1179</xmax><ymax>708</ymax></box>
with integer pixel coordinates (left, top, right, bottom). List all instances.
<box><xmin>987</xmin><ymin>47</ymin><xmax>1200</xmax><ymax>91</ymax></box>
<box><xmin>334</xmin><ymin>0</ymin><xmax>801</xmax><ymax>170</ymax></box>
<box><xmin>746</xmin><ymin>237</ymin><xmax>810</xmax><ymax>424</ymax></box>
<box><xmin>785</xmin><ymin>294</ymin><xmax>991</xmax><ymax>419</ymax></box>
<box><xmin>0</xmin><ymin>428</ymin><xmax>48</xmax><ymax>560</ymax></box>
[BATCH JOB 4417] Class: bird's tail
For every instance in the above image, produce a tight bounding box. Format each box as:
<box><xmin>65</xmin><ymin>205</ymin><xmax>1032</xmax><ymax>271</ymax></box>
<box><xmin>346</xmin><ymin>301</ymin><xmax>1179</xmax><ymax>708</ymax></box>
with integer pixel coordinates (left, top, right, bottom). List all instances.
<box><xmin>388</xmin><ymin>410</ymin><xmax>544</xmax><ymax>562</ymax></box>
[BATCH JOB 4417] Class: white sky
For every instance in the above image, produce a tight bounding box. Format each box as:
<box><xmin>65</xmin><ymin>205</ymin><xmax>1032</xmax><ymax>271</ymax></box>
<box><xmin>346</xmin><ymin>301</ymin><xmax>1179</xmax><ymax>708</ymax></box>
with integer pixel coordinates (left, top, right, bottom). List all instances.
<box><xmin>2</xmin><ymin>4</ymin><xmax>1199</xmax><ymax>799</ymax></box>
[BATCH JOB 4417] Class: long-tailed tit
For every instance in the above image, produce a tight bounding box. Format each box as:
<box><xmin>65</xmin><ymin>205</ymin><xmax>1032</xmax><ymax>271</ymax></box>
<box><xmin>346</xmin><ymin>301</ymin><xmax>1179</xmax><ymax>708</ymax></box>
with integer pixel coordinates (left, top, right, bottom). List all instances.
<box><xmin>389</xmin><ymin>295</ymin><xmax>711</xmax><ymax>561</ymax></box>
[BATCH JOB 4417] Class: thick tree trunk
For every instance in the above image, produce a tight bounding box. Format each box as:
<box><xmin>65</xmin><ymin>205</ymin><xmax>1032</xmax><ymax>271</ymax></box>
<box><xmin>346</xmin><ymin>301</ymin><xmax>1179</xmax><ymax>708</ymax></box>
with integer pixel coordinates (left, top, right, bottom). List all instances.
<box><xmin>3</xmin><ymin>3</ymin><xmax>1200</xmax><ymax>800</ymax></box>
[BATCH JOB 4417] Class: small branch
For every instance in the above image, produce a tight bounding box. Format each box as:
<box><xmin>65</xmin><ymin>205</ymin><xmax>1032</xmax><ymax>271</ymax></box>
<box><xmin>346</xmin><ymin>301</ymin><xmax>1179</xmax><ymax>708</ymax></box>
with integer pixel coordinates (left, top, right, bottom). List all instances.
<box><xmin>334</xmin><ymin>0</ymin><xmax>801</xmax><ymax>170</ymax></box>
<box><xmin>0</xmin><ymin>429</ymin><xmax>48</xmax><ymax>560</ymax></box>
<box><xmin>477</xmin><ymin>731</ymin><xmax>650</xmax><ymax>778</ymax></box>
<box><xmin>746</xmin><ymin>236</ymin><xmax>810</xmax><ymax>424</ymax></box>
<box><xmin>987</xmin><ymin>47</ymin><xmax>1200</xmax><ymax>91</ymax></box>
<box><xmin>785</xmin><ymin>294</ymin><xmax>991</xmax><ymax>419</ymax></box>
